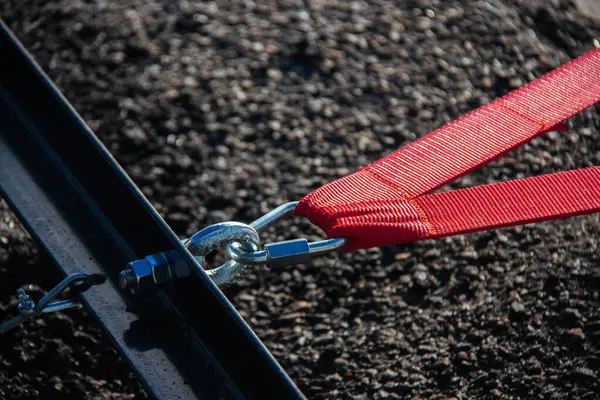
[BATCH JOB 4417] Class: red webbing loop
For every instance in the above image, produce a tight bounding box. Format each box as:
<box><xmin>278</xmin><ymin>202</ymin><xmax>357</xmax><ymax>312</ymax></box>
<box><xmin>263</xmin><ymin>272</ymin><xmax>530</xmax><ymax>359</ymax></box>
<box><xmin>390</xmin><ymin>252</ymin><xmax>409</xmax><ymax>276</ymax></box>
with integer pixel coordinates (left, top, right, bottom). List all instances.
<box><xmin>296</xmin><ymin>48</ymin><xmax>600</xmax><ymax>251</ymax></box>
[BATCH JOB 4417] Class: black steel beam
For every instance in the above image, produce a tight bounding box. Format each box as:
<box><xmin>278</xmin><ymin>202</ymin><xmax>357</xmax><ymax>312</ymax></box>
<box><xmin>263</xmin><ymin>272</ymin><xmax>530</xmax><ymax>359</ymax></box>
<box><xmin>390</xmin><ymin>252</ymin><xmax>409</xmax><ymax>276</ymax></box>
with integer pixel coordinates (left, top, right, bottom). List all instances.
<box><xmin>0</xmin><ymin>20</ymin><xmax>304</xmax><ymax>400</ymax></box>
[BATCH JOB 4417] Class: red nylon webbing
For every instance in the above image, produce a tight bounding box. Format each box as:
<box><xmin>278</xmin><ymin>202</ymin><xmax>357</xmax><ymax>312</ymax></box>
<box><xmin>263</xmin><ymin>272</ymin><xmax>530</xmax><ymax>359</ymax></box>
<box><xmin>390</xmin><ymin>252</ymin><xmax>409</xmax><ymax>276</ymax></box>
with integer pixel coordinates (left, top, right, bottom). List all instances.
<box><xmin>296</xmin><ymin>48</ymin><xmax>600</xmax><ymax>251</ymax></box>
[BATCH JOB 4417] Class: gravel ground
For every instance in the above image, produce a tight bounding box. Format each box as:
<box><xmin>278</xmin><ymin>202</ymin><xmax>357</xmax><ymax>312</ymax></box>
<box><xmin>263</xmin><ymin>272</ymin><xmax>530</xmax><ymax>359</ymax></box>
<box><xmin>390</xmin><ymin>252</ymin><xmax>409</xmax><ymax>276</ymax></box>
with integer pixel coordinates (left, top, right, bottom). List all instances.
<box><xmin>2</xmin><ymin>0</ymin><xmax>600</xmax><ymax>398</ymax></box>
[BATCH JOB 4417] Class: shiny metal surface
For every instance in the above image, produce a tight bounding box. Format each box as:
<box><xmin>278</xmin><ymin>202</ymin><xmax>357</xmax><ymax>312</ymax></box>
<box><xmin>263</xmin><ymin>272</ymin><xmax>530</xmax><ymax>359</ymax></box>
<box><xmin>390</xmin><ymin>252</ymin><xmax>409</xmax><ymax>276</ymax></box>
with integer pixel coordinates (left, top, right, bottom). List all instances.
<box><xmin>306</xmin><ymin>238</ymin><xmax>347</xmax><ymax>257</ymax></box>
<box><xmin>249</xmin><ymin>201</ymin><xmax>298</xmax><ymax>231</ymax></box>
<box><xmin>121</xmin><ymin>201</ymin><xmax>345</xmax><ymax>290</ymax></box>
<box><xmin>120</xmin><ymin>254</ymin><xmax>164</xmax><ymax>293</ymax></box>
<box><xmin>229</xmin><ymin>237</ymin><xmax>346</xmax><ymax>267</ymax></box>
<box><xmin>119</xmin><ymin>250</ymin><xmax>194</xmax><ymax>294</ymax></box>
<box><xmin>185</xmin><ymin>222</ymin><xmax>260</xmax><ymax>257</ymax></box>
<box><xmin>121</xmin><ymin>222</ymin><xmax>261</xmax><ymax>291</ymax></box>
<box><xmin>265</xmin><ymin>239</ymin><xmax>311</xmax><ymax>269</ymax></box>
<box><xmin>40</xmin><ymin>299</ymin><xmax>80</xmax><ymax>313</ymax></box>
<box><xmin>185</xmin><ymin>222</ymin><xmax>260</xmax><ymax>288</ymax></box>
<box><xmin>0</xmin><ymin>289</ymin><xmax>35</xmax><ymax>334</ymax></box>
<box><xmin>225</xmin><ymin>201</ymin><xmax>346</xmax><ymax>268</ymax></box>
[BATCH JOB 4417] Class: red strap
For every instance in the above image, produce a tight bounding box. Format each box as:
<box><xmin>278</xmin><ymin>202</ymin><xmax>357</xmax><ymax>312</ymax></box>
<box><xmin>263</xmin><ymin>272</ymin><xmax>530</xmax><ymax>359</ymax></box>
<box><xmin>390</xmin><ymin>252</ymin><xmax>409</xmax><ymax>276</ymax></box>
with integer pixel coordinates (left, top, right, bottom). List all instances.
<box><xmin>296</xmin><ymin>48</ymin><xmax>600</xmax><ymax>251</ymax></box>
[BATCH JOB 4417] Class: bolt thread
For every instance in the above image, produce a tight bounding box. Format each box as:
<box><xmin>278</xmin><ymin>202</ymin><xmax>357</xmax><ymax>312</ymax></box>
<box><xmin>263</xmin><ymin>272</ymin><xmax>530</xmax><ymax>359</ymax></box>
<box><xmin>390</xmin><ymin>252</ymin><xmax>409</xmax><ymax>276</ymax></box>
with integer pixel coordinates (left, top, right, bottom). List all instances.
<box><xmin>119</xmin><ymin>268</ymin><xmax>136</xmax><ymax>290</ymax></box>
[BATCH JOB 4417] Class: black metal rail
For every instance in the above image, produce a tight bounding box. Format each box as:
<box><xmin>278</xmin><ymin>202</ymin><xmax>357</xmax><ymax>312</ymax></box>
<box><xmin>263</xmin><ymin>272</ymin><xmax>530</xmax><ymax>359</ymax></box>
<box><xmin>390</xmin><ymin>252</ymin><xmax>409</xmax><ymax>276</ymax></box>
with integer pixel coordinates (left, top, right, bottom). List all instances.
<box><xmin>0</xmin><ymin>20</ymin><xmax>304</xmax><ymax>400</ymax></box>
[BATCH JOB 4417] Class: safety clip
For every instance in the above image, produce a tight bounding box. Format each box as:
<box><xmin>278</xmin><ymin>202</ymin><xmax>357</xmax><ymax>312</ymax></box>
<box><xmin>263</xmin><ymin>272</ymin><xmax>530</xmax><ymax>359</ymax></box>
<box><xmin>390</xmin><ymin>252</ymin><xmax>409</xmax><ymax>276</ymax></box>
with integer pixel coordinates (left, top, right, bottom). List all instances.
<box><xmin>0</xmin><ymin>273</ymin><xmax>106</xmax><ymax>334</ymax></box>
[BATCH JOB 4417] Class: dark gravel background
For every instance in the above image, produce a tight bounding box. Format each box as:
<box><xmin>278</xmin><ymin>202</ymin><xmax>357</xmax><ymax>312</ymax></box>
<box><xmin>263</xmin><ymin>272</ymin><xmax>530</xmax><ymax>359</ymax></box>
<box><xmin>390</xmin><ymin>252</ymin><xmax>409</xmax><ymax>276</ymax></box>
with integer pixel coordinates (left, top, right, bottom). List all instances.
<box><xmin>2</xmin><ymin>0</ymin><xmax>600</xmax><ymax>398</ymax></box>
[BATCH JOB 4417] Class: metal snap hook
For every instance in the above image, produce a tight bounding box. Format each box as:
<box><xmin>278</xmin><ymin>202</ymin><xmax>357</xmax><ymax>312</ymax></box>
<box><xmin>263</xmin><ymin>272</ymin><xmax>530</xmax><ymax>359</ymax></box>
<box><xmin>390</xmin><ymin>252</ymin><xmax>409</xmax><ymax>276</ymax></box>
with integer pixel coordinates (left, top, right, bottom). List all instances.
<box><xmin>226</xmin><ymin>202</ymin><xmax>346</xmax><ymax>269</ymax></box>
<box><xmin>119</xmin><ymin>202</ymin><xmax>346</xmax><ymax>292</ymax></box>
<box><xmin>120</xmin><ymin>221</ymin><xmax>261</xmax><ymax>293</ymax></box>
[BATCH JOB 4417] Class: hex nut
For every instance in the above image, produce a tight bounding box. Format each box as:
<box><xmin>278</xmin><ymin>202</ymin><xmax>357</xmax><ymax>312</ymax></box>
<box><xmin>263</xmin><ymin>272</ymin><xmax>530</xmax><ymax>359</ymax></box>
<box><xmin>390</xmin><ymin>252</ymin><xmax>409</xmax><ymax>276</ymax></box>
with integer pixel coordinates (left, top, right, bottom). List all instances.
<box><xmin>146</xmin><ymin>253</ymin><xmax>172</xmax><ymax>287</ymax></box>
<box><xmin>165</xmin><ymin>250</ymin><xmax>192</xmax><ymax>279</ymax></box>
<box><xmin>127</xmin><ymin>258</ymin><xmax>154</xmax><ymax>292</ymax></box>
<box><xmin>265</xmin><ymin>238</ymin><xmax>310</xmax><ymax>269</ymax></box>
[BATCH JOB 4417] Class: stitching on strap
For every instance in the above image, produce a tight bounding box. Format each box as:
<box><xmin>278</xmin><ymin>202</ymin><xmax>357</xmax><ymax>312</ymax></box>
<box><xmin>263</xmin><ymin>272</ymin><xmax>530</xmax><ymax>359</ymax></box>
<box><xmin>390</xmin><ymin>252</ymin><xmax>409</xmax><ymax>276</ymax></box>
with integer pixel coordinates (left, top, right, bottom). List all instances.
<box><xmin>497</xmin><ymin>102</ymin><xmax>546</xmax><ymax>131</ymax></box>
<box><xmin>362</xmin><ymin>167</ymin><xmax>437</xmax><ymax>236</ymax></box>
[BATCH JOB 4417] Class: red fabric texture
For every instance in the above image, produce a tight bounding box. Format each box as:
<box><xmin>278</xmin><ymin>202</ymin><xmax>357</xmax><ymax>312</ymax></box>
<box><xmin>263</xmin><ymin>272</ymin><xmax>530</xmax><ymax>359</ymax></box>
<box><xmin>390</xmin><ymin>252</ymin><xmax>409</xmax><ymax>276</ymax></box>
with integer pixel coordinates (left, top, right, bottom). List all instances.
<box><xmin>296</xmin><ymin>48</ymin><xmax>600</xmax><ymax>251</ymax></box>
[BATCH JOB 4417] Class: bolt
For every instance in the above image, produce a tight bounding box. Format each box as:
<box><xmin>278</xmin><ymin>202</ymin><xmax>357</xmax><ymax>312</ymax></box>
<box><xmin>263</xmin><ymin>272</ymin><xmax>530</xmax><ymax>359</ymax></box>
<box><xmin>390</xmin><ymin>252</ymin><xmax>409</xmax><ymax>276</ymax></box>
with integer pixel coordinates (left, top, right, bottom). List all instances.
<box><xmin>119</xmin><ymin>251</ymin><xmax>192</xmax><ymax>293</ymax></box>
<box><xmin>119</xmin><ymin>268</ymin><xmax>137</xmax><ymax>291</ymax></box>
<box><xmin>16</xmin><ymin>288</ymin><xmax>35</xmax><ymax>313</ymax></box>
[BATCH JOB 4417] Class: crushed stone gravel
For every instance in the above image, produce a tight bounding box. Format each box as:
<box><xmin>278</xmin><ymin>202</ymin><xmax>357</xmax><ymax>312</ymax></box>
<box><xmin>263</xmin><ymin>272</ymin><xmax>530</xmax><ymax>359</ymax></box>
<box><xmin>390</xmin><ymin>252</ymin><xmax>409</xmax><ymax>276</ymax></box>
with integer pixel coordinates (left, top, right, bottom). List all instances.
<box><xmin>1</xmin><ymin>0</ymin><xmax>600</xmax><ymax>398</ymax></box>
